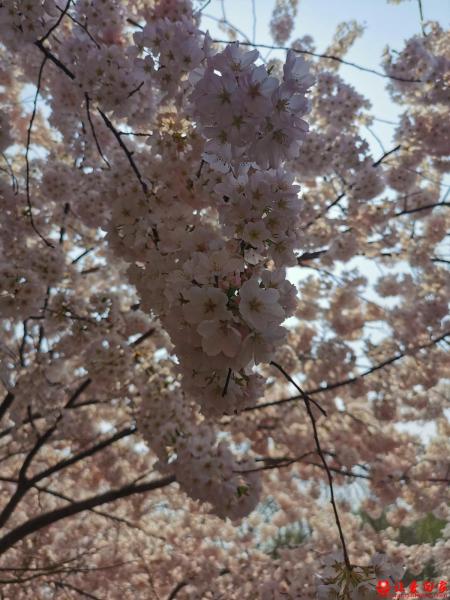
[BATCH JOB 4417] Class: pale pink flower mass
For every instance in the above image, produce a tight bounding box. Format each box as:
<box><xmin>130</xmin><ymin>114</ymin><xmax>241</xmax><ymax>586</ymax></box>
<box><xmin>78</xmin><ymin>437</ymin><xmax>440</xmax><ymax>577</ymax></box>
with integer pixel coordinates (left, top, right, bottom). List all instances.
<box><xmin>0</xmin><ymin>0</ymin><xmax>448</xmax><ymax>597</ymax></box>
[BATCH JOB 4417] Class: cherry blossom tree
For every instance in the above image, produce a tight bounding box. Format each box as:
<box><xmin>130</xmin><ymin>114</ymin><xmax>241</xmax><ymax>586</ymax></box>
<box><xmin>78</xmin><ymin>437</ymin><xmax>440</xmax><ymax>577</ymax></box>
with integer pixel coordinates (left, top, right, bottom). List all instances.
<box><xmin>0</xmin><ymin>0</ymin><xmax>449</xmax><ymax>598</ymax></box>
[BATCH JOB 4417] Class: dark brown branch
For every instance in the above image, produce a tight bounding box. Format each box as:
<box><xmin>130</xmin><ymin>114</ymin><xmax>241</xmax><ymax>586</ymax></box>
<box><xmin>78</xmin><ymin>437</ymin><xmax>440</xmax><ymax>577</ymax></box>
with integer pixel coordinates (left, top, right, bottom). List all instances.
<box><xmin>417</xmin><ymin>0</ymin><xmax>426</xmax><ymax>36</ymax></box>
<box><xmin>118</xmin><ymin>131</ymin><xmax>152</xmax><ymax>137</ymax></box>
<box><xmin>255</xmin><ymin>455</ymin><xmax>450</xmax><ymax>486</ymax></box>
<box><xmin>97</xmin><ymin>108</ymin><xmax>148</xmax><ymax>195</ymax></box>
<box><xmin>71</xmin><ymin>247</ymin><xmax>95</xmax><ymax>264</ymax></box>
<box><xmin>222</xmin><ymin>368</ymin><xmax>232</xmax><ymax>397</ymax></box>
<box><xmin>432</xmin><ymin>257</ymin><xmax>450</xmax><ymax>266</ymax></box>
<box><xmin>53</xmin><ymin>581</ymin><xmax>102</xmax><ymax>600</ymax></box>
<box><xmin>126</xmin><ymin>18</ymin><xmax>144</xmax><ymax>30</ymax></box>
<box><xmin>80</xmin><ymin>266</ymin><xmax>101</xmax><ymax>276</ymax></box>
<box><xmin>25</xmin><ymin>56</ymin><xmax>54</xmax><ymax>248</ymax></box>
<box><xmin>297</xmin><ymin>250</ymin><xmax>327</xmax><ymax>264</ymax></box>
<box><xmin>30</xmin><ymin>427</ymin><xmax>137</xmax><ymax>485</ymax></box>
<box><xmin>247</xmin><ymin>331</ymin><xmax>450</xmax><ymax>412</ymax></box>
<box><xmin>59</xmin><ymin>202</ymin><xmax>70</xmax><ymax>244</ymax></box>
<box><xmin>269</xmin><ymin>361</ymin><xmax>351</xmax><ymax>569</ymax></box>
<box><xmin>394</xmin><ymin>201</ymin><xmax>450</xmax><ymax>217</ymax></box>
<box><xmin>0</xmin><ymin>424</ymin><xmax>58</xmax><ymax>528</ymax></box>
<box><xmin>85</xmin><ymin>94</ymin><xmax>110</xmax><ymax>168</ymax></box>
<box><xmin>0</xmin><ymin>376</ymin><xmax>102</xmax><ymax>440</ymax></box>
<box><xmin>269</xmin><ymin>361</ymin><xmax>327</xmax><ymax>417</ymax></box>
<box><xmin>305</xmin><ymin>192</ymin><xmax>346</xmax><ymax>228</ymax></box>
<box><xmin>235</xmin><ymin>451</ymin><xmax>318</xmax><ymax>474</ymax></box>
<box><xmin>1</xmin><ymin>152</ymin><xmax>18</xmax><ymax>193</ymax></box>
<box><xmin>17</xmin><ymin>426</ymin><xmax>56</xmax><ymax>485</ymax></box>
<box><xmin>195</xmin><ymin>0</ymin><xmax>213</xmax><ymax>16</ymax></box>
<box><xmin>0</xmin><ymin>393</ymin><xmax>14</xmax><ymax>423</ymax></box>
<box><xmin>167</xmin><ymin>581</ymin><xmax>188</xmax><ymax>600</ymax></box>
<box><xmin>127</xmin><ymin>81</ymin><xmax>144</xmax><ymax>98</ymax></box>
<box><xmin>66</xmin><ymin>379</ymin><xmax>92</xmax><ymax>408</ymax></box>
<box><xmin>0</xmin><ymin>386</ymin><xmax>132</xmax><ymax>532</ymax></box>
<box><xmin>0</xmin><ymin>475</ymin><xmax>175</xmax><ymax>555</ymax></box>
<box><xmin>196</xmin><ymin>159</ymin><xmax>205</xmax><ymax>178</ymax></box>
<box><xmin>34</xmin><ymin>41</ymin><xmax>75</xmax><ymax>80</ymax></box>
<box><xmin>303</xmin><ymin>146</ymin><xmax>402</xmax><ymax>231</ymax></box>
<box><xmin>372</xmin><ymin>144</ymin><xmax>401</xmax><ymax>167</ymax></box>
<box><xmin>37</xmin><ymin>286</ymin><xmax>51</xmax><ymax>353</ymax></box>
<box><xmin>33</xmin><ymin>484</ymin><xmax>155</xmax><ymax>532</ymax></box>
<box><xmin>58</xmin><ymin>8</ymin><xmax>101</xmax><ymax>48</ymax></box>
<box><xmin>18</xmin><ymin>320</ymin><xmax>28</xmax><ymax>367</ymax></box>
<box><xmin>130</xmin><ymin>328</ymin><xmax>156</xmax><ymax>347</ymax></box>
<box><xmin>38</xmin><ymin>0</ymin><xmax>71</xmax><ymax>43</ymax></box>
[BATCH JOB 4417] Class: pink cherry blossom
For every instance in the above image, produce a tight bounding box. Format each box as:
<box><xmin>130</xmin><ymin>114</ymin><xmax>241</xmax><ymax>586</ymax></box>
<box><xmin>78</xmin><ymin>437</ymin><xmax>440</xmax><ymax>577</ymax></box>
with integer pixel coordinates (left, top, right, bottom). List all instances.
<box><xmin>239</xmin><ymin>277</ymin><xmax>285</xmax><ymax>330</ymax></box>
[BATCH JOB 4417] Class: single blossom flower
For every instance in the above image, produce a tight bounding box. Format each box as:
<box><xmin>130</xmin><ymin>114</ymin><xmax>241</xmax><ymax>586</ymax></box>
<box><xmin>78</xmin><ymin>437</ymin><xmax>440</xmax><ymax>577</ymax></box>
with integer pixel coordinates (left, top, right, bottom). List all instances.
<box><xmin>182</xmin><ymin>286</ymin><xmax>229</xmax><ymax>324</ymax></box>
<box><xmin>197</xmin><ymin>319</ymin><xmax>241</xmax><ymax>357</ymax></box>
<box><xmin>238</xmin><ymin>277</ymin><xmax>285</xmax><ymax>330</ymax></box>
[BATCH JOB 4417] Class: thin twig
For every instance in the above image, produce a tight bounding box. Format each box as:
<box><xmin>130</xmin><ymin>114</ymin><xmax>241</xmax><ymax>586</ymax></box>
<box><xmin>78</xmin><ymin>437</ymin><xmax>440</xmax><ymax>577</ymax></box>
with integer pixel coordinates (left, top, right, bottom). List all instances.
<box><xmin>85</xmin><ymin>94</ymin><xmax>111</xmax><ymax>168</ymax></box>
<box><xmin>117</xmin><ymin>130</ymin><xmax>152</xmax><ymax>137</ymax></box>
<box><xmin>269</xmin><ymin>361</ymin><xmax>327</xmax><ymax>417</ymax></box>
<box><xmin>59</xmin><ymin>202</ymin><xmax>70</xmax><ymax>244</ymax></box>
<box><xmin>167</xmin><ymin>581</ymin><xmax>188</xmax><ymax>600</ymax></box>
<box><xmin>247</xmin><ymin>331</ymin><xmax>450</xmax><ymax>412</ymax></box>
<box><xmin>18</xmin><ymin>320</ymin><xmax>29</xmax><ymax>367</ymax></box>
<box><xmin>128</xmin><ymin>81</ymin><xmax>144</xmax><ymax>98</ymax></box>
<box><xmin>71</xmin><ymin>247</ymin><xmax>95</xmax><ymax>264</ymax></box>
<box><xmin>365</xmin><ymin>125</ymin><xmax>386</xmax><ymax>154</ymax></box>
<box><xmin>251</xmin><ymin>0</ymin><xmax>256</xmax><ymax>44</ymax></box>
<box><xmin>97</xmin><ymin>108</ymin><xmax>148</xmax><ymax>195</ymax></box>
<box><xmin>37</xmin><ymin>286</ymin><xmax>51</xmax><ymax>352</ymax></box>
<box><xmin>222</xmin><ymin>368</ymin><xmax>232</xmax><ymax>397</ymax></box>
<box><xmin>394</xmin><ymin>201</ymin><xmax>450</xmax><ymax>217</ymax></box>
<box><xmin>269</xmin><ymin>361</ymin><xmax>351</xmax><ymax>569</ymax></box>
<box><xmin>195</xmin><ymin>0</ymin><xmax>212</xmax><ymax>16</ymax></box>
<box><xmin>372</xmin><ymin>144</ymin><xmax>401</xmax><ymax>167</ymax></box>
<box><xmin>211</xmin><ymin>39</ymin><xmax>422</xmax><ymax>83</ymax></box>
<box><xmin>417</xmin><ymin>0</ymin><xmax>426</xmax><ymax>36</ymax></box>
<box><xmin>126</xmin><ymin>18</ymin><xmax>144</xmax><ymax>30</ymax></box>
<box><xmin>59</xmin><ymin>8</ymin><xmax>101</xmax><ymax>48</ymax></box>
<box><xmin>1</xmin><ymin>152</ymin><xmax>19</xmax><ymax>193</ymax></box>
<box><xmin>203</xmin><ymin>15</ymin><xmax>251</xmax><ymax>44</ymax></box>
<box><xmin>38</xmin><ymin>0</ymin><xmax>71</xmax><ymax>44</ymax></box>
<box><xmin>25</xmin><ymin>56</ymin><xmax>54</xmax><ymax>248</ymax></box>
<box><xmin>53</xmin><ymin>580</ymin><xmax>102</xmax><ymax>600</ymax></box>
<box><xmin>130</xmin><ymin>328</ymin><xmax>156</xmax><ymax>347</ymax></box>
<box><xmin>0</xmin><ymin>475</ymin><xmax>175</xmax><ymax>555</ymax></box>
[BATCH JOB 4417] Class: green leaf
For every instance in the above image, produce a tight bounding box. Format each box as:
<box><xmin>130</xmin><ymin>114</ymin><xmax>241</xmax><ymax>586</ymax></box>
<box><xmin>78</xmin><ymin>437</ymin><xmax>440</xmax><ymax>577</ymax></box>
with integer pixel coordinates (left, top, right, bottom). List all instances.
<box><xmin>236</xmin><ymin>485</ymin><xmax>249</xmax><ymax>498</ymax></box>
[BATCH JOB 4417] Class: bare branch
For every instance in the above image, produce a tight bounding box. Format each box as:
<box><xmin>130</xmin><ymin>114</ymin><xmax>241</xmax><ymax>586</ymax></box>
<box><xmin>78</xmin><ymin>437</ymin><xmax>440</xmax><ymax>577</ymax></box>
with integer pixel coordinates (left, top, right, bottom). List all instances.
<box><xmin>25</xmin><ymin>56</ymin><xmax>54</xmax><ymax>248</ymax></box>
<box><xmin>372</xmin><ymin>144</ymin><xmax>401</xmax><ymax>167</ymax></box>
<box><xmin>210</xmin><ymin>39</ymin><xmax>422</xmax><ymax>83</ymax></box>
<box><xmin>85</xmin><ymin>94</ymin><xmax>111</xmax><ymax>168</ymax></box>
<box><xmin>247</xmin><ymin>331</ymin><xmax>450</xmax><ymax>412</ymax></box>
<box><xmin>53</xmin><ymin>581</ymin><xmax>102</xmax><ymax>600</ymax></box>
<box><xmin>222</xmin><ymin>368</ymin><xmax>232</xmax><ymax>397</ymax></box>
<box><xmin>269</xmin><ymin>361</ymin><xmax>327</xmax><ymax>417</ymax></box>
<box><xmin>394</xmin><ymin>201</ymin><xmax>450</xmax><ymax>217</ymax></box>
<box><xmin>34</xmin><ymin>41</ymin><xmax>76</xmax><ymax>80</ymax></box>
<box><xmin>0</xmin><ymin>475</ymin><xmax>175</xmax><ymax>555</ymax></box>
<box><xmin>0</xmin><ymin>393</ymin><xmax>14</xmax><ymax>424</ymax></box>
<box><xmin>30</xmin><ymin>427</ymin><xmax>137</xmax><ymax>485</ymax></box>
<box><xmin>38</xmin><ymin>0</ymin><xmax>71</xmax><ymax>43</ymax></box>
<box><xmin>269</xmin><ymin>361</ymin><xmax>351</xmax><ymax>570</ymax></box>
<box><xmin>167</xmin><ymin>581</ymin><xmax>188</xmax><ymax>600</ymax></box>
<box><xmin>130</xmin><ymin>328</ymin><xmax>156</xmax><ymax>347</ymax></box>
<box><xmin>97</xmin><ymin>108</ymin><xmax>148</xmax><ymax>195</ymax></box>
